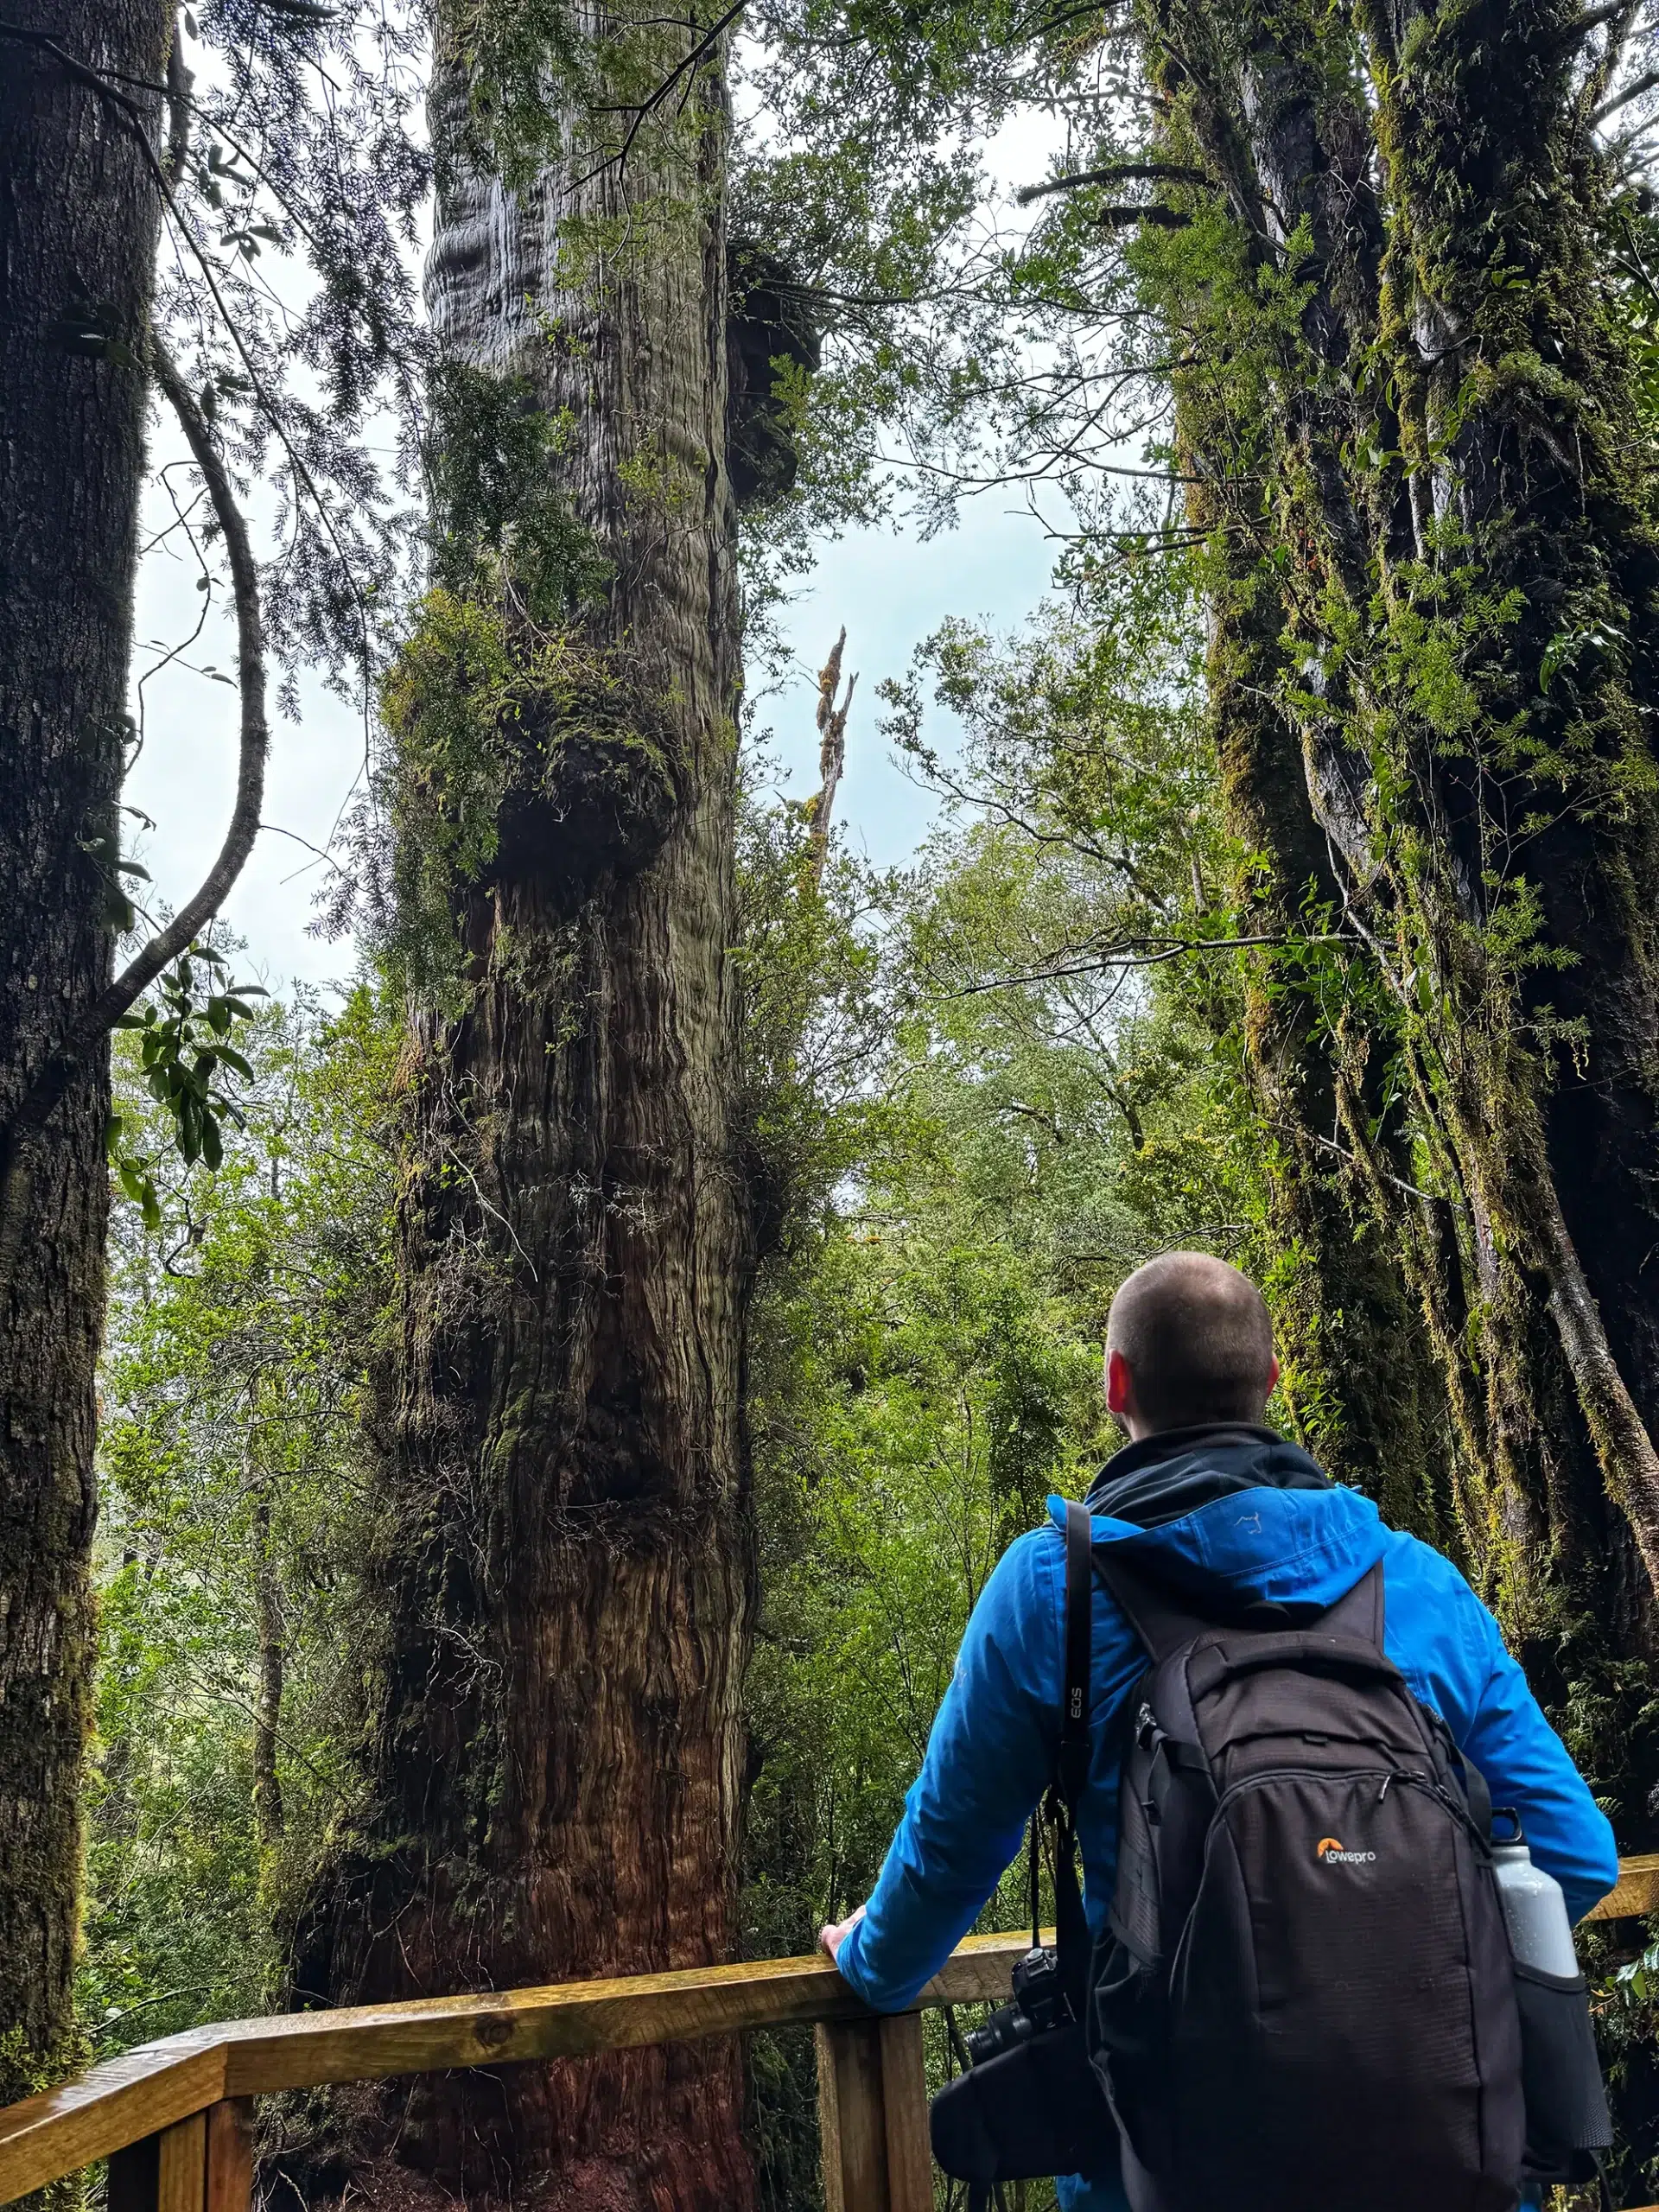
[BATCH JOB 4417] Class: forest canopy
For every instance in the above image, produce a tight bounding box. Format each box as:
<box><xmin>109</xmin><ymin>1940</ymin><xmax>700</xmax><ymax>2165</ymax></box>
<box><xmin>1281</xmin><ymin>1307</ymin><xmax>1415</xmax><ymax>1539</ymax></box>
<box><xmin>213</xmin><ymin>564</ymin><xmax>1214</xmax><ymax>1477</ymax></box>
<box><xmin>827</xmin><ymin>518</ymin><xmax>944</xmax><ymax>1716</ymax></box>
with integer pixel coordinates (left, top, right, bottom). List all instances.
<box><xmin>9</xmin><ymin>0</ymin><xmax>1659</xmax><ymax>2202</ymax></box>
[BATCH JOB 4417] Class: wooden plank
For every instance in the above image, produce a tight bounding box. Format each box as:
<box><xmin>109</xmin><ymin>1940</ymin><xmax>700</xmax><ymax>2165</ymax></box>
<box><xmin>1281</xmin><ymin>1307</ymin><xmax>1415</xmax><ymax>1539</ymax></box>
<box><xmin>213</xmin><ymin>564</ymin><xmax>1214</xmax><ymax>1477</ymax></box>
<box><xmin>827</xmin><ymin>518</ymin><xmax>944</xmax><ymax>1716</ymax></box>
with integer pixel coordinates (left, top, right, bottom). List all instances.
<box><xmin>156</xmin><ymin>2113</ymin><xmax>206</xmax><ymax>2212</ymax></box>
<box><xmin>0</xmin><ymin>2037</ymin><xmax>225</xmax><ymax>2210</ymax></box>
<box><xmin>0</xmin><ymin>1933</ymin><xmax>1033</xmax><ymax>2205</ymax></box>
<box><xmin>877</xmin><ymin>2014</ymin><xmax>932</xmax><ymax>2212</ymax></box>
<box><xmin>213</xmin><ymin>1931</ymin><xmax>1039</xmax><ymax>2099</ymax></box>
<box><xmin>204</xmin><ymin>2101</ymin><xmax>253</xmax><ymax>2212</ymax></box>
<box><xmin>925</xmin><ymin>1929</ymin><xmax>1036</xmax><ymax>2009</ymax></box>
<box><xmin>1588</xmin><ymin>1852</ymin><xmax>1659</xmax><ymax>1922</ymax></box>
<box><xmin>817</xmin><ymin>2019</ymin><xmax>889</xmax><ymax>2212</ymax></box>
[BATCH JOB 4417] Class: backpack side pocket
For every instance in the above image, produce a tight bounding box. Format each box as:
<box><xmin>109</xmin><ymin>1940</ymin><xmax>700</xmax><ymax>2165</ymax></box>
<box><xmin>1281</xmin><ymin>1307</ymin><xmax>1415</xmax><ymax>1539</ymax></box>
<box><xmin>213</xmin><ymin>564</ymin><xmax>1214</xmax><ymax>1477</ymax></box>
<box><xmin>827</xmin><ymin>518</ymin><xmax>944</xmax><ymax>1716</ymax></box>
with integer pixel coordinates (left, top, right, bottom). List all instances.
<box><xmin>1512</xmin><ymin>1961</ymin><xmax>1612</xmax><ymax>2184</ymax></box>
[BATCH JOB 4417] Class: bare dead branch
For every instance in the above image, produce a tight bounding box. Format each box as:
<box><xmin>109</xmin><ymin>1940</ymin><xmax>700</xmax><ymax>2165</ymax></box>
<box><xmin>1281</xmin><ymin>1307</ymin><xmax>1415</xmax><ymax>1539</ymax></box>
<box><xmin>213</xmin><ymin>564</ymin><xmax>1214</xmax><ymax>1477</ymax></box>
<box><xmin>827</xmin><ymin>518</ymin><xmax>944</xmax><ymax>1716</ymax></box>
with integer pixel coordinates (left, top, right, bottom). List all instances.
<box><xmin>805</xmin><ymin>629</ymin><xmax>854</xmax><ymax>888</ymax></box>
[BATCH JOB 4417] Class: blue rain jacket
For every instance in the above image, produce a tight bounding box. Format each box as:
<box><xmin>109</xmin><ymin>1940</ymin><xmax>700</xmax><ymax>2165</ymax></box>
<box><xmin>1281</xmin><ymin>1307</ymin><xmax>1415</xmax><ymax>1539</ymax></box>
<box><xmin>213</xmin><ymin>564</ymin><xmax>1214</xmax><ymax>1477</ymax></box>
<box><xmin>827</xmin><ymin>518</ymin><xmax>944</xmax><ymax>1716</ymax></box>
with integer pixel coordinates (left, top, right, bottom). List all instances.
<box><xmin>834</xmin><ymin>1432</ymin><xmax>1618</xmax><ymax>2212</ymax></box>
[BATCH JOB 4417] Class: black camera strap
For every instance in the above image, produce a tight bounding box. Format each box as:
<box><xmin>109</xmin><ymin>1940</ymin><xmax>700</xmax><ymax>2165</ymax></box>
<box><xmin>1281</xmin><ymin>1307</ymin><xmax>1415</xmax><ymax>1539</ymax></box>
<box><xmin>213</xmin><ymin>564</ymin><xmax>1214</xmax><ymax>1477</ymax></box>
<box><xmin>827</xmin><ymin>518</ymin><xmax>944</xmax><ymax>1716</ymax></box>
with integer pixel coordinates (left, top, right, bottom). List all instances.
<box><xmin>1059</xmin><ymin>1497</ymin><xmax>1093</xmax><ymax>1802</ymax></box>
<box><xmin>1041</xmin><ymin>1500</ymin><xmax>1093</xmax><ymax>2011</ymax></box>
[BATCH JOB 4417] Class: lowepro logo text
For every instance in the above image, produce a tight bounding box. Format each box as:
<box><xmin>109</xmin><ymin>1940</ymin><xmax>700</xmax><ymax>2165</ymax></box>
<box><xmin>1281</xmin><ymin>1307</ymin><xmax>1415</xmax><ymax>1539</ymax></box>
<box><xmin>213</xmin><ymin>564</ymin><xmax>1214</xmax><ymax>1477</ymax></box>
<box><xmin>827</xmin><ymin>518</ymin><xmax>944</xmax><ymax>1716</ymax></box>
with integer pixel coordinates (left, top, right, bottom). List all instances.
<box><xmin>1315</xmin><ymin>1835</ymin><xmax>1377</xmax><ymax>1865</ymax></box>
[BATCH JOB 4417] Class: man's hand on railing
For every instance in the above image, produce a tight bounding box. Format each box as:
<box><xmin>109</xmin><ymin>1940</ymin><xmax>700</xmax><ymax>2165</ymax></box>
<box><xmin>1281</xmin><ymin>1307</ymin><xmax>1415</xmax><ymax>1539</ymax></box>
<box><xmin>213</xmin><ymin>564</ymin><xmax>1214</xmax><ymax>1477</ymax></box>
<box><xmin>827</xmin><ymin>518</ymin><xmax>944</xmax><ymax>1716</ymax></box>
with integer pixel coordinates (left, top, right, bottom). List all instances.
<box><xmin>817</xmin><ymin>1904</ymin><xmax>867</xmax><ymax>1967</ymax></box>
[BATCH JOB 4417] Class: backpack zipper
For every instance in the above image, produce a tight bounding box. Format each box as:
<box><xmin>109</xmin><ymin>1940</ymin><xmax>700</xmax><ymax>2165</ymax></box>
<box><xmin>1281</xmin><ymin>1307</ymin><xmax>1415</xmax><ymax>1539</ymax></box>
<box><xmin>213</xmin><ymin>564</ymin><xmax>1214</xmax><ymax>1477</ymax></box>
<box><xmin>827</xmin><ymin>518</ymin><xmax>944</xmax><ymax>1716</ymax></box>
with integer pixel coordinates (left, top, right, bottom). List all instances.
<box><xmin>1208</xmin><ymin>1762</ymin><xmax>1484</xmax><ymax>1845</ymax></box>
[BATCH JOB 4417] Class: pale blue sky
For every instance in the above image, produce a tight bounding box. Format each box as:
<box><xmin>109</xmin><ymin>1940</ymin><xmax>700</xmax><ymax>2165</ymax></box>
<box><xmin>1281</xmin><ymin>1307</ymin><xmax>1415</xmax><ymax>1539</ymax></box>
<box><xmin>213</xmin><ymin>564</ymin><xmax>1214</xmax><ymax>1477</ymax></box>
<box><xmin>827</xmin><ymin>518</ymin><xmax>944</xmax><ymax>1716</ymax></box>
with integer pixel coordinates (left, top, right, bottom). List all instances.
<box><xmin>125</xmin><ymin>490</ymin><xmax>1062</xmax><ymax>992</ymax></box>
<box><xmin>756</xmin><ymin>496</ymin><xmax>1061</xmax><ymax>866</ymax></box>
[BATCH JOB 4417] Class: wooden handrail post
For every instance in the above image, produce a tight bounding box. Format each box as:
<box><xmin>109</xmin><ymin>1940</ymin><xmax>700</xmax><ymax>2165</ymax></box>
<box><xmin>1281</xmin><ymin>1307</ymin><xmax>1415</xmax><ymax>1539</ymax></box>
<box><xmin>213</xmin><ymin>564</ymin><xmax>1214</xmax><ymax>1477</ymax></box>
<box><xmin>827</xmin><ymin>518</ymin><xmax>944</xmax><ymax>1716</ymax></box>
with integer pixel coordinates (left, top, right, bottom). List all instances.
<box><xmin>877</xmin><ymin>2017</ymin><xmax>931</xmax><ymax>2211</ymax></box>
<box><xmin>156</xmin><ymin>2114</ymin><xmax>205</xmax><ymax>2212</ymax></box>
<box><xmin>108</xmin><ymin>2101</ymin><xmax>251</xmax><ymax>2212</ymax></box>
<box><xmin>204</xmin><ymin>2101</ymin><xmax>253</xmax><ymax>2212</ymax></box>
<box><xmin>816</xmin><ymin>2014</ymin><xmax>931</xmax><ymax>2212</ymax></box>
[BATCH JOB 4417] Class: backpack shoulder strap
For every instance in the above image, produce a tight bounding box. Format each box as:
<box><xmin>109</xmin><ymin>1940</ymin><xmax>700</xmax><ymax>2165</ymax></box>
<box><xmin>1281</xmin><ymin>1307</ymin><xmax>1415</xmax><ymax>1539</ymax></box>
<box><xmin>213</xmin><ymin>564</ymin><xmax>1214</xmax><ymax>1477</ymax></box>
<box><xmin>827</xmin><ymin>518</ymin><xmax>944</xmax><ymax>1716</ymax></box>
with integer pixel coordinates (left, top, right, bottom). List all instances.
<box><xmin>1052</xmin><ymin>1503</ymin><xmax>1095</xmax><ymax>2011</ymax></box>
<box><xmin>1058</xmin><ymin>1500</ymin><xmax>1093</xmax><ymax>1808</ymax></box>
<box><xmin>1094</xmin><ymin>1545</ymin><xmax>1213</xmax><ymax>1663</ymax></box>
<box><xmin>1097</xmin><ymin>1547</ymin><xmax>1388</xmax><ymax>1662</ymax></box>
<box><xmin>1318</xmin><ymin>1561</ymin><xmax>1385</xmax><ymax>1648</ymax></box>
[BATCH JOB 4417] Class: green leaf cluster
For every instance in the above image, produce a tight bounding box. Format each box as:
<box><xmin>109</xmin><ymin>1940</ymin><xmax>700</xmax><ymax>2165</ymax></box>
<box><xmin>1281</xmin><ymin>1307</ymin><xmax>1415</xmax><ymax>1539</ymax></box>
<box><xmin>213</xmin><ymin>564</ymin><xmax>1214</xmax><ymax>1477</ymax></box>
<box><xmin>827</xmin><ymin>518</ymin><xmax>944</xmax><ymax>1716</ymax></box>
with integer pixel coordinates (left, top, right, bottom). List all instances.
<box><xmin>109</xmin><ymin>946</ymin><xmax>269</xmax><ymax>1220</ymax></box>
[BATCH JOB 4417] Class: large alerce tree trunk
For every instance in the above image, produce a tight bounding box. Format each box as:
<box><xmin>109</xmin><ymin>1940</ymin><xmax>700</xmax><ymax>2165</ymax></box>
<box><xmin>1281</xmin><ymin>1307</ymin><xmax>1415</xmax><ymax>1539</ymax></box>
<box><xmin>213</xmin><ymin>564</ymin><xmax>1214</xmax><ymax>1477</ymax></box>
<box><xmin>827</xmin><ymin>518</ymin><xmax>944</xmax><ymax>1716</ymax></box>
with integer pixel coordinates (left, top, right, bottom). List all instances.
<box><xmin>1125</xmin><ymin>0</ymin><xmax>1659</xmax><ymax>1823</ymax></box>
<box><xmin>287</xmin><ymin>10</ymin><xmax>756</xmax><ymax>2209</ymax></box>
<box><xmin>0</xmin><ymin>0</ymin><xmax>166</xmax><ymax>2107</ymax></box>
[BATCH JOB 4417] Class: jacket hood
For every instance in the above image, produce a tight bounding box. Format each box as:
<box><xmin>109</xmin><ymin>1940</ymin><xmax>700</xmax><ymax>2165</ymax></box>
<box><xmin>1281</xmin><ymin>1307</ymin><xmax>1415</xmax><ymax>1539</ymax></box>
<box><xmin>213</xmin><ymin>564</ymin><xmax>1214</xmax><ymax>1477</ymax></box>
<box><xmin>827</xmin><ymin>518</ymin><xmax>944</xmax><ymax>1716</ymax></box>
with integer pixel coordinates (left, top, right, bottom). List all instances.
<box><xmin>1046</xmin><ymin>1424</ymin><xmax>1389</xmax><ymax>1611</ymax></box>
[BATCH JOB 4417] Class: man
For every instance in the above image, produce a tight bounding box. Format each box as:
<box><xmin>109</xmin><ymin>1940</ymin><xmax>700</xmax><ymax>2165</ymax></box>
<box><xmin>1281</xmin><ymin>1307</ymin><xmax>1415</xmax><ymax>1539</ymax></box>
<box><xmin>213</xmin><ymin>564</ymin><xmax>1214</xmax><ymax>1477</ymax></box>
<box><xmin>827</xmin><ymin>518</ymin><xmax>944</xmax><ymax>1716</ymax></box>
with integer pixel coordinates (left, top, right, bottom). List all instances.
<box><xmin>819</xmin><ymin>1251</ymin><xmax>1619</xmax><ymax>2212</ymax></box>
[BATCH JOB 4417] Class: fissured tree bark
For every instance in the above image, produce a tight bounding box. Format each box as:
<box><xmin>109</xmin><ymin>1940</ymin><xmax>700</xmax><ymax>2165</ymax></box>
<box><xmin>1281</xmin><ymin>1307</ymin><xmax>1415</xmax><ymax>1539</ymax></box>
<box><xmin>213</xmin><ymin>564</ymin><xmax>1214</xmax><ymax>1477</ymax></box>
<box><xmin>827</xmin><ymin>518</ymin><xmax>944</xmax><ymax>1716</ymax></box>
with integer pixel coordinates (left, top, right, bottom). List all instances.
<box><xmin>1133</xmin><ymin>0</ymin><xmax>1659</xmax><ymax>1834</ymax></box>
<box><xmin>0</xmin><ymin>0</ymin><xmax>167</xmax><ymax>2107</ymax></box>
<box><xmin>286</xmin><ymin>10</ymin><xmax>757</xmax><ymax>2209</ymax></box>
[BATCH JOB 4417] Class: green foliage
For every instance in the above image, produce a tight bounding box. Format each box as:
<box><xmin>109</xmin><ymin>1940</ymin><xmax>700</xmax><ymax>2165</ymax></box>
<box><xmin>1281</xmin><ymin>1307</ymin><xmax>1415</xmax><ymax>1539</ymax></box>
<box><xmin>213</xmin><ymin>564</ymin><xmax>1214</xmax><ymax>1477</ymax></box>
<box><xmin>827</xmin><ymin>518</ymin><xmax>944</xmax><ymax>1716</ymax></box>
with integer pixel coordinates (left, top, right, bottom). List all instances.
<box><xmin>426</xmin><ymin>363</ymin><xmax>610</xmax><ymax>620</ymax></box>
<box><xmin>747</xmin><ymin>1235</ymin><xmax>1103</xmax><ymax>1940</ymax></box>
<box><xmin>734</xmin><ymin>758</ymin><xmax>893</xmax><ymax>1254</ymax></box>
<box><xmin>108</xmin><ymin>945</ymin><xmax>268</xmax><ymax>1211</ymax></box>
<box><xmin>85</xmin><ymin>989</ymin><xmax>397</xmax><ymax>2055</ymax></box>
<box><xmin>743</xmin><ymin>577</ymin><xmax>1268</xmax><ymax>1955</ymax></box>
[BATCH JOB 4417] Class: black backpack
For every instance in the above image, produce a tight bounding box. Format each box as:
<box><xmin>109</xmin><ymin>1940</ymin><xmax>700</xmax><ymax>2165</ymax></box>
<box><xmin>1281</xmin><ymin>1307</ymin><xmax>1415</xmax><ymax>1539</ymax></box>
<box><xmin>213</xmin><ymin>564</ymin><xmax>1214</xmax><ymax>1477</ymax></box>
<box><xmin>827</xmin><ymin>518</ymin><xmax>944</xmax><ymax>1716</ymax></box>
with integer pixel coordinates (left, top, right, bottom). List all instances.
<box><xmin>1093</xmin><ymin>1506</ymin><xmax>1526</xmax><ymax>2212</ymax></box>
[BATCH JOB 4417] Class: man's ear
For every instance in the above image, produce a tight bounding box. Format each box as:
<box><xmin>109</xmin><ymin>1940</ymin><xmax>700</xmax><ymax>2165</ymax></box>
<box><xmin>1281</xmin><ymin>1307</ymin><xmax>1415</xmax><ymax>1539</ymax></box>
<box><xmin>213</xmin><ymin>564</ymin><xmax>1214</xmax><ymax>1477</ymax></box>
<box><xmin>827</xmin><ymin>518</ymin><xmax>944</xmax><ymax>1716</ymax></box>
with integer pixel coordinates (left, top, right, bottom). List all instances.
<box><xmin>1267</xmin><ymin>1352</ymin><xmax>1281</xmax><ymax>1397</ymax></box>
<box><xmin>1106</xmin><ymin>1347</ymin><xmax>1133</xmax><ymax>1417</ymax></box>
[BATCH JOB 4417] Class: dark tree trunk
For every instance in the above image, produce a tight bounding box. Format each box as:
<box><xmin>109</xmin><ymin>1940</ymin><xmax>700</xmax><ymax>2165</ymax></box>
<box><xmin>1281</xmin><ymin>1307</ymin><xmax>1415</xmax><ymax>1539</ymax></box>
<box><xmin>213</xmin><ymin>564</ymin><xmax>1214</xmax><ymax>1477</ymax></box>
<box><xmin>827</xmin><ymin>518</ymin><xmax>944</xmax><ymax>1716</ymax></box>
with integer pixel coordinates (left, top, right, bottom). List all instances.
<box><xmin>251</xmin><ymin>1492</ymin><xmax>284</xmax><ymax>1854</ymax></box>
<box><xmin>0</xmin><ymin>0</ymin><xmax>166</xmax><ymax>2106</ymax></box>
<box><xmin>1137</xmin><ymin>0</ymin><xmax>1659</xmax><ymax>1826</ymax></box>
<box><xmin>1356</xmin><ymin>0</ymin><xmax>1659</xmax><ymax>1750</ymax></box>
<box><xmin>285</xmin><ymin>11</ymin><xmax>756</xmax><ymax>2210</ymax></box>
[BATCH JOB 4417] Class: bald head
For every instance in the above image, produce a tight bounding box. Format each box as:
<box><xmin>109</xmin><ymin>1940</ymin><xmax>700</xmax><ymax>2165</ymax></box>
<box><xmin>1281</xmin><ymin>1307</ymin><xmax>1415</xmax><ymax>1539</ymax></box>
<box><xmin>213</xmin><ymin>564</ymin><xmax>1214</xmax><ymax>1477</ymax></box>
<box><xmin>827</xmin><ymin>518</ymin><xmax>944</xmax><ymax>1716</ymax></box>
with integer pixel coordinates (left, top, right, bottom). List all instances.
<box><xmin>1106</xmin><ymin>1252</ymin><xmax>1277</xmax><ymax>1434</ymax></box>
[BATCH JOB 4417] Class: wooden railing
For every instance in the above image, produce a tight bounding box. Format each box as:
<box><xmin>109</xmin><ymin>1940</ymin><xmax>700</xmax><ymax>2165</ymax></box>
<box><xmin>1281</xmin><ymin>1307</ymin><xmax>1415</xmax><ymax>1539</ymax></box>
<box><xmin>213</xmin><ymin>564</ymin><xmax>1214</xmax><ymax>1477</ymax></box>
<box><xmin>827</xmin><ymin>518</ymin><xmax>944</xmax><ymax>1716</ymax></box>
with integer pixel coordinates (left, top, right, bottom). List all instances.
<box><xmin>3</xmin><ymin>1858</ymin><xmax>1657</xmax><ymax>2212</ymax></box>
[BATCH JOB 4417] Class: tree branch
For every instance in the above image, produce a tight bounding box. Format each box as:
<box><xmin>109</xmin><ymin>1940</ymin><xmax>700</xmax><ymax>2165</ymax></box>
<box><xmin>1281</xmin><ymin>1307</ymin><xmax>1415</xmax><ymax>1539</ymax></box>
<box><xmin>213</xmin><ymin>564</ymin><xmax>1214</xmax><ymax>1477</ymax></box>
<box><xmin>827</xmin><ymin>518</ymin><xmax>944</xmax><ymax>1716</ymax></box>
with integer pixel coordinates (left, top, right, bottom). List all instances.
<box><xmin>1557</xmin><ymin>1</ymin><xmax>1625</xmax><ymax>46</ymax></box>
<box><xmin>1593</xmin><ymin>65</ymin><xmax>1659</xmax><ymax>122</ymax></box>
<box><xmin>1016</xmin><ymin>162</ymin><xmax>1211</xmax><ymax>206</ymax></box>
<box><xmin>1097</xmin><ymin>204</ymin><xmax>1194</xmax><ymax>230</ymax></box>
<box><xmin>162</xmin><ymin>20</ymin><xmax>191</xmax><ymax>185</ymax></box>
<box><xmin>0</xmin><ymin>336</ymin><xmax>269</xmax><ymax>1280</ymax></box>
<box><xmin>944</xmin><ymin>933</ymin><xmax>1353</xmax><ymax>995</ymax></box>
<box><xmin>578</xmin><ymin>0</ymin><xmax>746</xmax><ymax>181</ymax></box>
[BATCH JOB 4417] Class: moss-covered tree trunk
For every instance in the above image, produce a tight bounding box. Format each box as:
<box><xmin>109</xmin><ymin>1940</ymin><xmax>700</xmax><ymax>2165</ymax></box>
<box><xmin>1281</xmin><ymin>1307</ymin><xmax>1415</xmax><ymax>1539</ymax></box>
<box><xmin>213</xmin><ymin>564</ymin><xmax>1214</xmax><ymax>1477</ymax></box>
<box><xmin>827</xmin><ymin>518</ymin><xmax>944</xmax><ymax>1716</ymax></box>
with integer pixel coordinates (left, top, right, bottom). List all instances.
<box><xmin>1203</xmin><ymin>521</ymin><xmax>1459</xmax><ymax>1537</ymax></box>
<box><xmin>286</xmin><ymin>10</ymin><xmax>756</xmax><ymax>2209</ymax></box>
<box><xmin>0</xmin><ymin>0</ymin><xmax>167</xmax><ymax>2107</ymax></box>
<box><xmin>1135</xmin><ymin>0</ymin><xmax>1659</xmax><ymax>1822</ymax></box>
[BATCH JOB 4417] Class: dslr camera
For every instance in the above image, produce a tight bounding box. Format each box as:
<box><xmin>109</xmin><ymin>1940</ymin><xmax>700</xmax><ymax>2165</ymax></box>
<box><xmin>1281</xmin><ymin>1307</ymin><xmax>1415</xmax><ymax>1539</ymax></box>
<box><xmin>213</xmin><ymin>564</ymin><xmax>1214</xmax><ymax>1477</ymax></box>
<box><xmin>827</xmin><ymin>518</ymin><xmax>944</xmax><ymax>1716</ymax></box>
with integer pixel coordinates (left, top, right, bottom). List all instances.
<box><xmin>963</xmin><ymin>1943</ymin><xmax>1071</xmax><ymax>2065</ymax></box>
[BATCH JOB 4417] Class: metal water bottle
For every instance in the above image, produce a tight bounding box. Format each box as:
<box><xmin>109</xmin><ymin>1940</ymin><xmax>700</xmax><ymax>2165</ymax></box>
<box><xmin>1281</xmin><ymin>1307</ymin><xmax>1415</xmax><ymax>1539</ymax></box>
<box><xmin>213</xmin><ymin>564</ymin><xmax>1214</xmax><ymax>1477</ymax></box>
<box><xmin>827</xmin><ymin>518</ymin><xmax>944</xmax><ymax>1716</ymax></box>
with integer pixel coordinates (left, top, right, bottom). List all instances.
<box><xmin>1491</xmin><ymin>1831</ymin><xmax>1580</xmax><ymax>1976</ymax></box>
